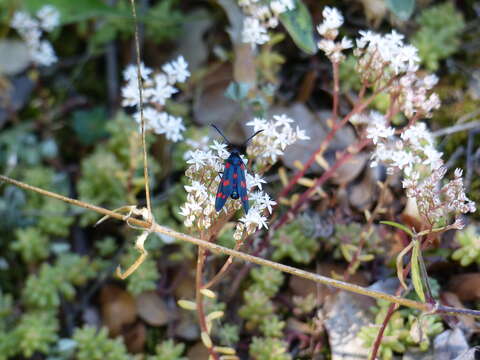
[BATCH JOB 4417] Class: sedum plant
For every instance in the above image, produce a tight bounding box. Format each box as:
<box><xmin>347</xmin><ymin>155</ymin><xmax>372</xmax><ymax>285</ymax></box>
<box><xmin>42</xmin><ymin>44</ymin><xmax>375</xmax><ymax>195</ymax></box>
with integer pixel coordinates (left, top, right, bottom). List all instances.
<box><xmin>73</xmin><ymin>326</ymin><xmax>130</xmax><ymax>360</ymax></box>
<box><xmin>359</xmin><ymin>299</ymin><xmax>443</xmax><ymax>359</ymax></box>
<box><xmin>412</xmin><ymin>2</ymin><xmax>465</xmax><ymax>71</ymax></box>
<box><xmin>452</xmin><ymin>225</ymin><xmax>480</xmax><ymax>266</ymax></box>
<box><xmin>249</xmin><ymin>337</ymin><xmax>291</xmax><ymax>360</ymax></box>
<box><xmin>271</xmin><ymin>219</ymin><xmax>319</xmax><ymax>264</ymax></box>
<box><xmin>146</xmin><ymin>340</ymin><xmax>187</xmax><ymax>360</ymax></box>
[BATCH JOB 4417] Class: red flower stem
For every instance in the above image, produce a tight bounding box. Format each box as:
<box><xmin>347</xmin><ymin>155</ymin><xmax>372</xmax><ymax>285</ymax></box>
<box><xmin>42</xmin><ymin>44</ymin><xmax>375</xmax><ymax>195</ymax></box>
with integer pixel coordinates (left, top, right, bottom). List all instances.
<box><xmin>332</xmin><ymin>61</ymin><xmax>340</xmax><ymax>120</ymax></box>
<box><xmin>274</xmin><ymin>138</ymin><xmax>371</xmax><ymax>231</ymax></box>
<box><xmin>278</xmin><ymin>79</ymin><xmax>395</xmax><ymax>201</ymax></box>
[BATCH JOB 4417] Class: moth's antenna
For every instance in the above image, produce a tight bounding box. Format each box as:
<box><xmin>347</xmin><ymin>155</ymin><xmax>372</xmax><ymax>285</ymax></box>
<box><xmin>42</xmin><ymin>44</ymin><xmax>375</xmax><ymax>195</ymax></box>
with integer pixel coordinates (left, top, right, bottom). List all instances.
<box><xmin>211</xmin><ymin>124</ymin><xmax>231</xmax><ymax>144</ymax></box>
<box><xmin>244</xmin><ymin>130</ymin><xmax>264</xmax><ymax>146</ymax></box>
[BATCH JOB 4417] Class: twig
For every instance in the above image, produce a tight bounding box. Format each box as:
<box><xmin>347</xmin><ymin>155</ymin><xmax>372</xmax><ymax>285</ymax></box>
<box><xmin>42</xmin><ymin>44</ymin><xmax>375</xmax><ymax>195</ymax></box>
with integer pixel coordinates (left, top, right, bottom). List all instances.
<box><xmin>369</xmin><ymin>302</ymin><xmax>399</xmax><ymax>360</ymax></box>
<box><xmin>432</xmin><ymin>119</ymin><xmax>480</xmax><ymax>137</ymax></box>
<box><xmin>278</xmin><ymin>77</ymin><xmax>397</xmax><ymax>201</ymax></box>
<box><xmin>129</xmin><ymin>0</ymin><xmax>152</xmax><ymax>214</ymax></box>
<box><xmin>4</xmin><ymin>174</ymin><xmax>480</xmax><ymax>317</ymax></box>
<box><xmin>274</xmin><ymin>138</ymin><xmax>371</xmax><ymax>231</ymax></box>
<box><xmin>203</xmin><ymin>235</ymin><xmax>246</xmax><ymax>289</ymax></box>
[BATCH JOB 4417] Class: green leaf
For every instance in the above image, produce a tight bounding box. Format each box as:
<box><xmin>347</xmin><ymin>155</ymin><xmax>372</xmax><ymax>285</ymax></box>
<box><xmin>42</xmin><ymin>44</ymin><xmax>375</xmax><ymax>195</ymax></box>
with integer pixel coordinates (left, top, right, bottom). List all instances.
<box><xmin>279</xmin><ymin>0</ymin><xmax>316</xmax><ymax>55</ymax></box>
<box><xmin>24</xmin><ymin>0</ymin><xmax>119</xmax><ymax>24</ymax></box>
<box><xmin>411</xmin><ymin>239</ymin><xmax>425</xmax><ymax>302</ymax></box>
<box><xmin>380</xmin><ymin>221</ymin><xmax>414</xmax><ymax>237</ymax></box>
<box><xmin>71</xmin><ymin>107</ymin><xmax>109</xmax><ymax>145</ymax></box>
<box><xmin>224</xmin><ymin>81</ymin><xmax>252</xmax><ymax>102</ymax></box>
<box><xmin>386</xmin><ymin>0</ymin><xmax>415</xmax><ymax>21</ymax></box>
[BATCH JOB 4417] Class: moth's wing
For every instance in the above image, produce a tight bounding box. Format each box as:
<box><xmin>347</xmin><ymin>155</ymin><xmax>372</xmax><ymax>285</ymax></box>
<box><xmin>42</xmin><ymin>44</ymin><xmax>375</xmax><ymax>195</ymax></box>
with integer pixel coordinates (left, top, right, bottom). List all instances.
<box><xmin>215</xmin><ymin>160</ymin><xmax>234</xmax><ymax>212</ymax></box>
<box><xmin>236</xmin><ymin>162</ymin><xmax>249</xmax><ymax>214</ymax></box>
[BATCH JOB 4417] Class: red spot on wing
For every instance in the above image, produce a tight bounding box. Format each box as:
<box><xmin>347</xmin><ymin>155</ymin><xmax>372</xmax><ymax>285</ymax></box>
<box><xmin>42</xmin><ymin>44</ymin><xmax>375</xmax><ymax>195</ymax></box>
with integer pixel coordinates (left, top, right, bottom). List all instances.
<box><xmin>240</xmin><ymin>164</ymin><xmax>245</xmax><ymax>170</ymax></box>
<box><xmin>240</xmin><ymin>181</ymin><xmax>246</xmax><ymax>188</ymax></box>
<box><xmin>225</xmin><ymin>163</ymin><xmax>231</xmax><ymax>169</ymax></box>
<box><xmin>233</xmin><ymin>173</ymin><xmax>238</xmax><ymax>179</ymax></box>
<box><xmin>243</xmin><ymin>196</ymin><xmax>248</xmax><ymax>201</ymax></box>
<box><xmin>223</xmin><ymin>180</ymin><xmax>230</xmax><ymax>186</ymax></box>
<box><xmin>223</xmin><ymin>194</ymin><xmax>227</xmax><ymax>199</ymax></box>
<box><xmin>217</xmin><ymin>192</ymin><xmax>223</xmax><ymax>198</ymax></box>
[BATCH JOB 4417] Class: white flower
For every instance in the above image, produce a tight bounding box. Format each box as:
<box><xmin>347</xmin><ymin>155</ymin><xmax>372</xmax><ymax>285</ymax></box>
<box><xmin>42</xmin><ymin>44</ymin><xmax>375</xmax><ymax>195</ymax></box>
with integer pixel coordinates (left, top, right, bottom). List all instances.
<box><xmin>273</xmin><ymin>114</ymin><xmax>294</xmax><ymax>127</ymax></box>
<box><xmin>242</xmin><ymin>17</ymin><xmax>269</xmax><ymax>45</ymax></box>
<box><xmin>317</xmin><ymin>6</ymin><xmax>343</xmax><ymax>39</ymax></box>
<box><xmin>240</xmin><ymin>208</ymin><xmax>268</xmax><ymax>230</ymax></box>
<box><xmin>10</xmin><ymin>8</ymin><xmax>59</xmax><ymax>67</ymax></box>
<box><xmin>295</xmin><ymin>126</ymin><xmax>310</xmax><ymax>140</ymax></box>
<box><xmin>247</xmin><ymin>173</ymin><xmax>267</xmax><ymax>190</ymax></box>
<box><xmin>162</xmin><ymin>115</ymin><xmax>185</xmax><ymax>142</ymax></box>
<box><xmin>186</xmin><ymin>150</ymin><xmax>209</xmax><ymax>170</ymax></box>
<box><xmin>210</xmin><ymin>140</ymin><xmax>230</xmax><ymax>159</ymax></box>
<box><xmin>30</xmin><ymin>40</ymin><xmax>57</xmax><ymax>66</ymax></box>
<box><xmin>423</xmin><ymin>74</ymin><xmax>438</xmax><ymax>89</ymax></box>
<box><xmin>259</xmin><ymin>193</ymin><xmax>276</xmax><ymax>213</ymax></box>
<box><xmin>270</xmin><ymin>0</ymin><xmax>294</xmax><ymax>15</ymax></box>
<box><xmin>162</xmin><ymin>55</ymin><xmax>190</xmax><ymax>84</ymax></box>
<box><xmin>246</xmin><ymin>117</ymin><xmax>268</xmax><ymax>132</ymax></box>
<box><xmin>37</xmin><ymin>5</ymin><xmax>60</xmax><ymax>32</ymax></box>
<box><xmin>121</xmin><ymin>81</ymin><xmax>141</xmax><ymax>107</ymax></box>
<box><xmin>366</xmin><ymin>112</ymin><xmax>394</xmax><ymax>144</ymax></box>
<box><xmin>123</xmin><ymin>62</ymin><xmax>153</xmax><ymax>82</ymax></box>
<box><xmin>145</xmin><ymin>74</ymin><xmax>178</xmax><ymax>105</ymax></box>
<box><xmin>11</xmin><ymin>11</ymin><xmax>38</xmax><ymax>33</ymax></box>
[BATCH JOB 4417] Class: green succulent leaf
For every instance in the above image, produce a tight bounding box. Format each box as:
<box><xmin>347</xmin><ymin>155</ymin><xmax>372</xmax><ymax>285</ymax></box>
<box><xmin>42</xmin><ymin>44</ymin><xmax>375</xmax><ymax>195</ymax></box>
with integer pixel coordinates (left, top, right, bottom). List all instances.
<box><xmin>279</xmin><ymin>0</ymin><xmax>316</xmax><ymax>55</ymax></box>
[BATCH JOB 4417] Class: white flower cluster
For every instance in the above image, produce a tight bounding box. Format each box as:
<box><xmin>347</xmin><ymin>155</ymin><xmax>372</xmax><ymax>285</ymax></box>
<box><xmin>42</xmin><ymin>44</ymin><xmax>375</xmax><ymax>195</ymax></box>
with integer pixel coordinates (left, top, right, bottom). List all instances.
<box><xmin>239</xmin><ymin>0</ymin><xmax>295</xmax><ymax>46</ymax></box>
<box><xmin>179</xmin><ymin>140</ymin><xmax>275</xmax><ymax>237</ymax></box>
<box><xmin>317</xmin><ymin>7</ymin><xmax>353</xmax><ymax>62</ymax></box>
<box><xmin>246</xmin><ymin>114</ymin><xmax>310</xmax><ymax>164</ymax></box>
<box><xmin>10</xmin><ymin>5</ymin><xmax>60</xmax><ymax>66</ymax></box>
<box><xmin>367</xmin><ymin>113</ymin><xmax>475</xmax><ymax>226</ymax></box>
<box><xmin>121</xmin><ymin>56</ymin><xmax>190</xmax><ymax>142</ymax></box>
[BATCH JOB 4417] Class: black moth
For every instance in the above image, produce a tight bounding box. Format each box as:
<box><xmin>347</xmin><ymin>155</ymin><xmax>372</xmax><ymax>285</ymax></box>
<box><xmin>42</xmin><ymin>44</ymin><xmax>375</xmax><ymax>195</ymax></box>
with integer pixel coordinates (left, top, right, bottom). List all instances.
<box><xmin>211</xmin><ymin>124</ymin><xmax>263</xmax><ymax>214</ymax></box>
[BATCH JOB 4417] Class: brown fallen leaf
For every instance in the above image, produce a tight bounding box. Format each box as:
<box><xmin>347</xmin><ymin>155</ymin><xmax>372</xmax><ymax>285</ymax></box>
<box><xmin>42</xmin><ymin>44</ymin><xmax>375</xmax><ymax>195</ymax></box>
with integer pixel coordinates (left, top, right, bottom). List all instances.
<box><xmin>136</xmin><ymin>291</ymin><xmax>171</xmax><ymax>327</ymax></box>
<box><xmin>447</xmin><ymin>273</ymin><xmax>480</xmax><ymax>302</ymax></box>
<box><xmin>441</xmin><ymin>292</ymin><xmax>480</xmax><ymax>336</ymax></box>
<box><xmin>122</xmin><ymin>321</ymin><xmax>146</xmax><ymax>353</ymax></box>
<box><xmin>100</xmin><ymin>284</ymin><xmax>137</xmax><ymax>336</ymax></box>
<box><xmin>187</xmin><ymin>341</ymin><xmax>210</xmax><ymax>360</ymax></box>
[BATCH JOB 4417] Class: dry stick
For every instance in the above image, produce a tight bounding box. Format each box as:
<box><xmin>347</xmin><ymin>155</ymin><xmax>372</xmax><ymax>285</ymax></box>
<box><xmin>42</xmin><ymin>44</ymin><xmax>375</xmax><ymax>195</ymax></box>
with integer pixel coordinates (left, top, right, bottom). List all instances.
<box><xmin>129</xmin><ymin>0</ymin><xmax>152</xmax><ymax>214</ymax></box>
<box><xmin>3</xmin><ymin>174</ymin><xmax>480</xmax><ymax>317</ymax></box>
<box><xmin>203</xmin><ymin>235</ymin><xmax>246</xmax><ymax>289</ymax></box>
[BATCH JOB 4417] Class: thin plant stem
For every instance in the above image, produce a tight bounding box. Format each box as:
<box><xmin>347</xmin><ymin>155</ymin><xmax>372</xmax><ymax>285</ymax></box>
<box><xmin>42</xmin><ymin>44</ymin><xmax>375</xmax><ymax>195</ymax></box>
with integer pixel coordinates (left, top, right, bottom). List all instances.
<box><xmin>195</xmin><ymin>246</ymin><xmax>219</xmax><ymax>359</ymax></box>
<box><xmin>369</xmin><ymin>302</ymin><xmax>399</xmax><ymax>360</ymax></box>
<box><xmin>277</xmin><ymin>78</ymin><xmax>396</xmax><ymax>201</ymax></box>
<box><xmin>129</xmin><ymin>0</ymin><xmax>152</xmax><ymax>214</ymax></box>
<box><xmin>3</xmin><ymin>174</ymin><xmax>480</xmax><ymax>317</ymax></box>
<box><xmin>203</xmin><ymin>235</ymin><xmax>246</xmax><ymax>289</ymax></box>
<box><xmin>274</xmin><ymin>138</ymin><xmax>371</xmax><ymax>231</ymax></box>
<box><xmin>332</xmin><ymin>61</ymin><xmax>340</xmax><ymax>120</ymax></box>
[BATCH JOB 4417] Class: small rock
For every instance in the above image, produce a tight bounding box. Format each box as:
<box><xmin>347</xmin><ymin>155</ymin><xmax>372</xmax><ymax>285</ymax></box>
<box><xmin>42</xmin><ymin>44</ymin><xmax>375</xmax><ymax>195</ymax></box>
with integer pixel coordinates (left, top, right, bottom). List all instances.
<box><xmin>136</xmin><ymin>291</ymin><xmax>170</xmax><ymax>326</ymax></box>
<box><xmin>433</xmin><ymin>328</ymin><xmax>469</xmax><ymax>360</ymax></box>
